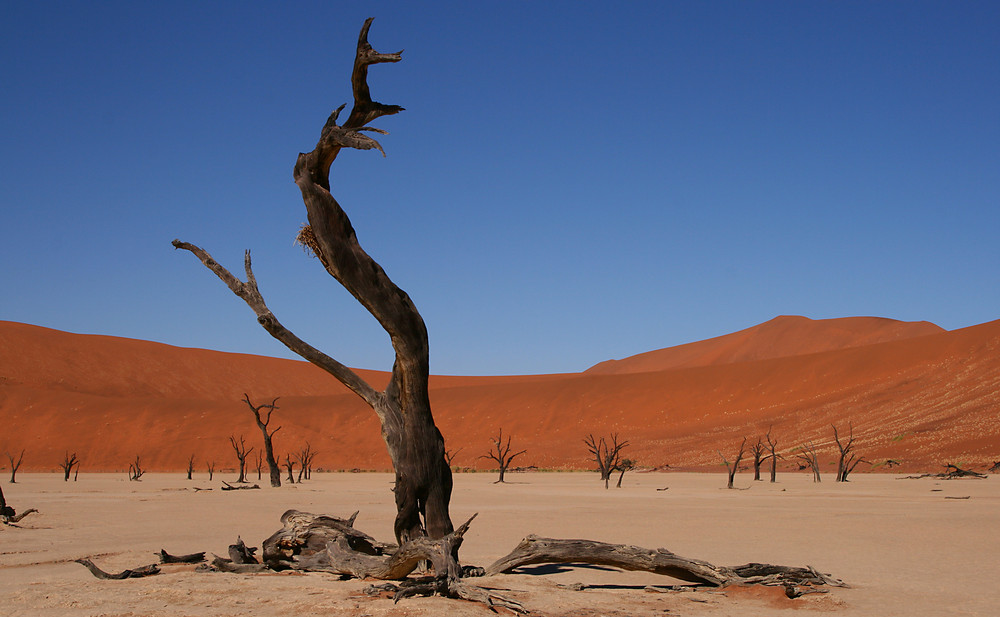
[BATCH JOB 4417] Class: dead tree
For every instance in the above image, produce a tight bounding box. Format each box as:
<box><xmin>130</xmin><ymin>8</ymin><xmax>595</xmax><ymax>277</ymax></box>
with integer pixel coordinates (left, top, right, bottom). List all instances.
<box><xmin>5</xmin><ymin>450</ymin><xmax>24</xmax><ymax>483</ymax></box>
<box><xmin>173</xmin><ymin>17</ymin><xmax>453</xmax><ymax>545</ymax></box>
<box><xmin>749</xmin><ymin>437</ymin><xmax>768</xmax><ymax>481</ymax></box>
<box><xmin>206</xmin><ymin>461</ymin><xmax>216</xmax><ymax>481</ymax></box>
<box><xmin>479</xmin><ymin>428</ymin><xmax>526</xmax><ymax>483</ymax></box>
<box><xmin>796</xmin><ymin>442</ymin><xmax>821</xmax><ymax>483</ymax></box>
<box><xmin>615</xmin><ymin>458</ymin><xmax>636</xmax><ymax>488</ymax></box>
<box><xmin>296</xmin><ymin>443</ymin><xmax>317</xmax><ymax>482</ymax></box>
<box><xmin>284</xmin><ymin>454</ymin><xmax>296</xmax><ymax>484</ymax></box>
<box><xmin>59</xmin><ymin>452</ymin><xmax>79</xmax><ymax>482</ymax></box>
<box><xmin>990</xmin><ymin>461</ymin><xmax>1000</xmax><ymax>473</ymax></box>
<box><xmin>832</xmin><ymin>422</ymin><xmax>866</xmax><ymax>482</ymax></box>
<box><xmin>718</xmin><ymin>437</ymin><xmax>747</xmax><ymax>489</ymax></box>
<box><xmin>584</xmin><ymin>433</ymin><xmax>630</xmax><ymax>489</ymax></box>
<box><xmin>445</xmin><ymin>447</ymin><xmax>463</xmax><ymax>467</ymax></box>
<box><xmin>243</xmin><ymin>394</ymin><xmax>282</xmax><ymax>487</ymax></box>
<box><xmin>229</xmin><ymin>436</ymin><xmax>254</xmax><ymax>483</ymax></box>
<box><xmin>186</xmin><ymin>454</ymin><xmax>195</xmax><ymax>480</ymax></box>
<box><xmin>254</xmin><ymin>450</ymin><xmax>263</xmax><ymax>481</ymax></box>
<box><xmin>765</xmin><ymin>426</ymin><xmax>781</xmax><ymax>483</ymax></box>
<box><xmin>128</xmin><ymin>455</ymin><xmax>145</xmax><ymax>481</ymax></box>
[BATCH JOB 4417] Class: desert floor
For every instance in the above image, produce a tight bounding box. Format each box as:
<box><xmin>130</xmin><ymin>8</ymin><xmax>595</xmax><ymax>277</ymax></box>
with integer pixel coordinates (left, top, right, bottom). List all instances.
<box><xmin>1</xmin><ymin>471</ymin><xmax>996</xmax><ymax>617</ymax></box>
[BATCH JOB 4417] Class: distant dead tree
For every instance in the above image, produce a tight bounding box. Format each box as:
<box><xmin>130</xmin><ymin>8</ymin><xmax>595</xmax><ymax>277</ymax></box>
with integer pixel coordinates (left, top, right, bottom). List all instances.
<box><xmin>229</xmin><ymin>435</ymin><xmax>254</xmax><ymax>483</ymax></box>
<box><xmin>480</xmin><ymin>428</ymin><xmax>526</xmax><ymax>484</ymax></box>
<box><xmin>284</xmin><ymin>454</ymin><xmax>296</xmax><ymax>484</ymax></box>
<box><xmin>584</xmin><ymin>433</ymin><xmax>630</xmax><ymax>489</ymax></box>
<box><xmin>444</xmin><ymin>447</ymin><xmax>463</xmax><ymax>467</ymax></box>
<box><xmin>60</xmin><ymin>452</ymin><xmax>79</xmax><ymax>482</ymax></box>
<box><xmin>989</xmin><ymin>461</ymin><xmax>1000</xmax><ymax>473</ymax></box>
<box><xmin>296</xmin><ymin>443</ymin><xmax>318</xmax><ymax>482</ymax></box>
<box><xmin>186</xmin><ymin>454</ymin><xmax>196</xmax><ymax>480</ymax></box>
<box><xmin>243</xmin><ymin>394</ymin><xmax>282</xmax><ymax>488</ymax></box>
<box><xmin>6</xmin><ymin>450</ymin><xmax>24</xmax><ymax>483</ymax></box>
<box><xmin>765</xmin><ymin>427</ymin><xmax>781</xmax><ymax>483</ymax></box>
<box><xmin>255</xmin><ymin>450</ymin><xmax>264</xmax><ymax>481</ymax></box>
<box><xmin>796</xmin><ymin>442</ymin><xmax>821</xmax><ymax>482</ymax></box>
<box><xmin>884</xmin><ymin>459</ymin><xmax>901</xmax><ymax>469</ymax></box>
<box><xmin>615</xmin><ymin>458</ymin><xmax>636</xmax><ymax>488</ymax></box>
<box><xmin>718</xmin><ymin>437</ymin><xmax>747</xmax><ymax>489</ymax></box>
<box><xmin>128</xmin><ymin>456</ymin><xmax>145</xmax><ymax>481</ymax></box>
<box><xmin>749</xmin><ymin>437</ymin><xmax>769</xmax><ymax>481</ymax></box>
<box><xmin>206</xmin><ymin>461</ymin><xmax>216</xmax><ymax>481</ymax></box>
<box><xmin>833</xmin><ymin>423</ymin><xmax>868</xmax><ymax>481</ymax></box>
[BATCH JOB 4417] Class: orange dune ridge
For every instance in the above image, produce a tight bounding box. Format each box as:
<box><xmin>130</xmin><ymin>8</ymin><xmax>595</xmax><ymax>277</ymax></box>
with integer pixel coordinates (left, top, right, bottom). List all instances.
<box><xmin>1</xmin><ymin>316</ymin><xmax>998</xmax><ymax>475</ymax></box>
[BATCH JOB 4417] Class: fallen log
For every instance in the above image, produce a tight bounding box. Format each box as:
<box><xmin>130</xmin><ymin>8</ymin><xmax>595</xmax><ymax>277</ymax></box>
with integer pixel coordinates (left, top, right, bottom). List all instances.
<box><xmin>221</xmin><ymin>481</ymin><xmax>261</xmax><ymax>491</ymax></box>
<box><xmin>0</xmin><ymin>483</ymin><xmax>38</xmax><ymax>525</ymax></box>
<box><xmin>75</xmin><ymin>558</ymin><xmax>160</xmax><ymax>579</ymax></box>
<box><xmin>484</xmin><ymin>536</ymin><xmax>846</xmax><ymax>588</ymax></box>
<box><xmin>157</xmin><ymin>549</ymin><xmax>206</xmax><ymax>564</ymax></box>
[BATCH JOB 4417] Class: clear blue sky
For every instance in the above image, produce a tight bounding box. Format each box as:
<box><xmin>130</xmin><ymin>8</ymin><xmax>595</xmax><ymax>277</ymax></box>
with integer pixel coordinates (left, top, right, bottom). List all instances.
<box><xmin>3</xmin><ymin>1</ymin><xmax>998</xmax><ymax>375</ymax></box>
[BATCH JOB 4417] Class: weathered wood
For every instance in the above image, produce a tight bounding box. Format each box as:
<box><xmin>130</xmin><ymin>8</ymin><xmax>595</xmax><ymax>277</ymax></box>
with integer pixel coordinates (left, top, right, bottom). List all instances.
<box><xmin>718</xmin><ymin>437</ymin><xmax>747</xmax><ymax>489</ymax></box>
<box><xmin>75</xmin><ymin>558</ymin><xmax>160</xmax><ymax>579</ymax></box>
<box><xmin>485</xmin><ymin>536</ymin><xmax>847</xmax><ymax>589</ymax></box>
<box><xmin>221</xmin><ymin>481</ymin><xmax>260</xmax><ymax>491</ymax></box>
<box><xmin>228</xmin><ymin>536</ymin><xmax>258</xmax><ymax>564</ymax></box>
<box><xmin>157</xmin><ymin>549</ymin><xmax>206</xmax><ymax>564</ymax></box>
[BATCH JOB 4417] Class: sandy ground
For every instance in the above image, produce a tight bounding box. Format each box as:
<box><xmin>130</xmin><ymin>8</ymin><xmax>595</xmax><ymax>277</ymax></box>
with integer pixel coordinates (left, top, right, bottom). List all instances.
<box><xmin>1</xmin><ymin>471</ymin><xmax>996</xmax><ymax>617</ymax></box>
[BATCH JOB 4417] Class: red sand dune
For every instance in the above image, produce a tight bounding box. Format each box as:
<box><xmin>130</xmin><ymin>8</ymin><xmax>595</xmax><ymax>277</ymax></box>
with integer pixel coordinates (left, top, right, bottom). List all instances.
<box><xmin>1</xmin><ymin>316</ymin><xmax>998</xmax><ymax>475</ymax></box>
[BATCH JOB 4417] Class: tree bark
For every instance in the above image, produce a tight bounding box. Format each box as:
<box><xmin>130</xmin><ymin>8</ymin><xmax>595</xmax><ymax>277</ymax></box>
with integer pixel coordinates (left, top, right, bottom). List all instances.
<box><xmin>173</xmin><ymin>17</ymin><xmax>452</xmax><ymax>544</ymax></box>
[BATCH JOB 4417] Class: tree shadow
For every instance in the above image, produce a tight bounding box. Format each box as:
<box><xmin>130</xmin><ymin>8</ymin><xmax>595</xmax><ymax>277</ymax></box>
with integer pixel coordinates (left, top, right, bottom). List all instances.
<box><xmin>511</xmin><ymin>563</ymin><xmax>620</xmax><ymax>575</ymax></box>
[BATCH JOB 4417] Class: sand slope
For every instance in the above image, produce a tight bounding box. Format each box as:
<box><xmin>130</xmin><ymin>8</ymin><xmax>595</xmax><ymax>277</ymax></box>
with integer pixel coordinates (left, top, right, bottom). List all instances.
<box><xmin>1</xmin><ymin>317</ymin><xmax>998</xmax><ymax>474</ymax></box>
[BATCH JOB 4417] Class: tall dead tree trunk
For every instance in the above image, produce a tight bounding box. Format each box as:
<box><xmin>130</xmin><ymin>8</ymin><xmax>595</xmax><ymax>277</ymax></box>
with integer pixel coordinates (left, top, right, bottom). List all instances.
<box><xmin>186</xmin><ymin>454</ymin><xmax>195</xmax><ymax>480</ymax></box>
<box><xmin>173</xmin><ymin>18</ymin><xmax>452</xmax><ymax>544</ymax></box>
<box><xmin>479</xmin><ymin>428</ymin><xmax>526</xmax><ymax>483</ymax></box>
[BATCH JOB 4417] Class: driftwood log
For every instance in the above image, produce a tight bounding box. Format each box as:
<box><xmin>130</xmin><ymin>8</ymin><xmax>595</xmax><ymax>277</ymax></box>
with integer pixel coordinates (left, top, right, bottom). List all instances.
<box><xmin>900</xmin><ymin>464</ymin><xmax>988</xmax><ymax>480</ymax></box>
<box><xmin>75</xmin><ymin>558</ymin><xmax>160</xmax><ymax>579</ymax></box>
<box><xmin>157</xmin><ymin>549</ymin><xmax>206</xmax><ymax>564</ymax></box>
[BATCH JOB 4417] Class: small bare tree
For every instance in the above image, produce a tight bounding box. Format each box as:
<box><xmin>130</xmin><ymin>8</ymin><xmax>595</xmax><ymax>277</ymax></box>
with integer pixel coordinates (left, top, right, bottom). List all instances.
<box><xmin>255</xmin><ymin>450</ymin><xmax>264</xmax><ymax>481</ymax></box>
<box><xmin>229</xmin><ymin>436</ymin><xmax>254</xmax><ymax>483</ymax></box>
<box><xmin>59</xmin><ymin>452</ymin><xmax>79</xmax><ymax>482</ymax></box>
<box><xmin>718</xmin><ymin>437</ymin><xmax>747</xmax><ymax>489</ymax></box>
<box><xmin>284</xmin><ymin>454</ymin><xmax>296</xmax><ymax>484</ymax></box>
<box><xmin>833</xmin><ymin>422</ymin><xmax>868</xmax><ymax>482</ymax></box>
<box><xmin>206</xmin><ymin>460</ymin><xmax>216</xmax><ymax>481</ymax></box>
<box><xmin>989</xmin><ymin>461</ymin><xmax>1000</xmax><ymax>473</ymax></box>
<box><xmin>480</xmin><ymin>428</ymin><xmax>526</xmax><ymax>484</ymax></box>
<box><xmin>765</xmin><ymin>426</ymin><xmax>781</xmax><ymax>483</ymax></box>
<box><xmin>615</xmin><ymin>458</ymin><xmax>636</xmax><ymax>488</ymax></box>
<box><xmin>186</xmin><ymin>454</ymin><xmax>196</xmax><ymax>480</ymax></box>
<box><xmin>296</xmin><ymin>443</ymin><xmax>318</xmax><ymax>482</ymax></box>
<box><xmin>6</xmin><ymin>450</ymin><xmax>24</xmax><ymax>483</ymax></box>
<box><xmin>584</xmin><ymin>433</ymin><xmax>630</xmax><ymax>489</ymax></box>
<box><xmin>445</xmin><ymin>447</ymin><xmax>463</xmax><ymax>468</ymax></box>
<box><xmin>796</xmin><ymin>442</ymin><xmax>821</xmax><ymax>482</ymax></box>
<box><xmin>243</xmin><ymin>394</ymin><xmax>283</xmax><ymax>488</ymax></box>
<box><xmin>749</xmin><ymin>437</ymin><xmax>769</xmax><ymax>481</ymax></box>
<box><xmin>128</xmin><ymin>455</ymin><xmax>145</xmax><ymax>481</ymax></box>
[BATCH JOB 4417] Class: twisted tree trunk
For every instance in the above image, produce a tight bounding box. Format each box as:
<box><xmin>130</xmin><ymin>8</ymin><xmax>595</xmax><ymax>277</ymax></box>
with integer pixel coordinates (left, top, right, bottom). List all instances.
<box><xmin>173</xmin><ymin>18</ymin><xmax>452</xmax><ymax>544</ymax></box>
